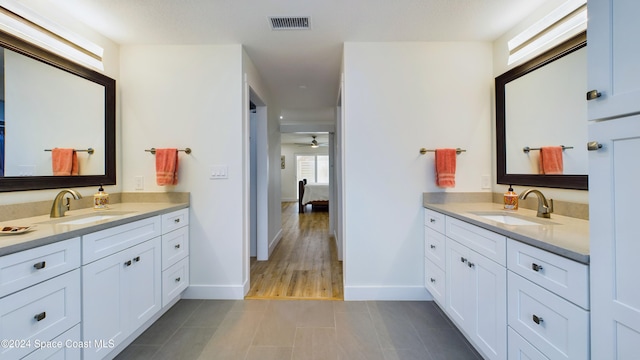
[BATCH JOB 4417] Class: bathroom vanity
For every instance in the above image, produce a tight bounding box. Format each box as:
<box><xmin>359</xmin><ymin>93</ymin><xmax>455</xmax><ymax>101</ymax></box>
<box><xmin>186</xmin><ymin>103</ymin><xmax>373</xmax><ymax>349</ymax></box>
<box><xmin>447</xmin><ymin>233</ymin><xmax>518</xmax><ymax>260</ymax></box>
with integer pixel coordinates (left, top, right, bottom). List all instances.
<box><xmin>424</xmin><ymin>202</ymin><xmax>589</xmax><ymax>360</ymax></box>
<box><xmin>0</xmin><ymin>202</ymin><xmax>189</xmax><ymax>360</ymax></box>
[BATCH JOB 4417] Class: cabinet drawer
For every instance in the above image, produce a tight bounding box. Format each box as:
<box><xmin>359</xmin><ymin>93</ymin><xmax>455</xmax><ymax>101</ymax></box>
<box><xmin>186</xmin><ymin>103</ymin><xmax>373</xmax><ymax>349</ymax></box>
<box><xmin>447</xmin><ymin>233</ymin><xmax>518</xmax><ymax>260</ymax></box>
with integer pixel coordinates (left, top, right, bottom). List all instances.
<box><xmin>83</xmin><ymin>216</ymin><xmax>161</xmax><ymax>264</ymax></box>
<box><xmin>0</xmin><ymin>238</ymin><xmax>80</xmax><ymax>298</ymax></box>
<box><xmin>162</xmin><ymin>256</ymin><xmax>189</xmax><ymax>307</ymax></box>
<box><xmin>162</xmin><ymin>208</ymin><xmax>189</xmax><ymax>234</ymax></box>
<box><xmin>0</xmin><ymin>269</ymin><xmax>80</xmax><ymax>360</ymax></box>
<box><xmin>425</xmin><ymin>258</ymin><xmax>445</xmax><ymax>306</ymax></box>
<box><xmin>508</xmin><ymin>239</ymin><xmax>589</xmax><ymax>309</ymax></box>
<box><xmin>21</xmin><ymin>324</ymin><xmax>81</xmax><ymax>360</ymax></box>
<box><xmin>424</xmin><ymin>209</ymin><xmax>445</xmax><ymax>234</ymax></box>
<box><xmin>508</xmin><ymin>272</ymin><xmax>589</xmax><ymax>360</ymax></box>
<box><xmin>508</xmin><ymin>327</ymin><xmax>549</xmax><ymax>360</ymax></box>
<box><xmin>162</xmin><ymin>226</ymin><xmax>189</xmax><ymax>270</ymax></box>
<box><xmin>446</xmin><ymin>217</ymin><xmax>506</xmax><ymax>266</ymax></box>
<box><xmin>424</xmin><ymin>227</ymin><xmax>445</xmax><ymax>269</ymax></box>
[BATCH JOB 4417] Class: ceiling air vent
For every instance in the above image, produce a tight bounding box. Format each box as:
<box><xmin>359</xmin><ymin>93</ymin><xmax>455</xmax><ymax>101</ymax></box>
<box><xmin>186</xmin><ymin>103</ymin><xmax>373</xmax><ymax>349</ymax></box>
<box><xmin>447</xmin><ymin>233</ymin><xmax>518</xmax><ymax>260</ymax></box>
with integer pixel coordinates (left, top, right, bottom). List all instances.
<box><xmin>269</xmin><ymin>16</ymin><xmax>311</xmax><ymax>30</ymax></box>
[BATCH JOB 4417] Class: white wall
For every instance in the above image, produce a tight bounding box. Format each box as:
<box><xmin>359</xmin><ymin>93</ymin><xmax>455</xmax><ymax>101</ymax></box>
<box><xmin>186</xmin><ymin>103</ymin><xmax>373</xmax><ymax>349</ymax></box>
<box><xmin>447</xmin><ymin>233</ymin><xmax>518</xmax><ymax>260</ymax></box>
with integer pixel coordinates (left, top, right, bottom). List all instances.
<box><xmin>492</xmin><ymin>0</ymin><xmax>589</xmax><ymax>204</ymax></box>
<box><xmin>342</xmin><ymin>42</ymin><xmax>493</xmax><ymax>300</ymax></box>
<box><xmin>120</xmin><ymin>44</ymin><xmax>247</xmax><ymax>298</ymax></box>
<box><xmin>280</xmin><ymin>143</ymin><xmax>329</xmax><ymax>201</ymax></box>
<box><xmin>0</xmin><ymin>1</ymin><xmax>121</xmax><ymax>205</ymax></box>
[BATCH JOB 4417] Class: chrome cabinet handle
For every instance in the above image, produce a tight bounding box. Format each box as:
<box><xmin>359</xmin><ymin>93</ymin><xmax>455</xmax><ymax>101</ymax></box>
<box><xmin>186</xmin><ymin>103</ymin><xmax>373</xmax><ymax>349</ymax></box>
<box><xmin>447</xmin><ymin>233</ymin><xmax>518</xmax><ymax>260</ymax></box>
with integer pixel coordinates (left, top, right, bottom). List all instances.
<box><xmin>430</xmin><ymin>218</ymin><xmax>436</xmax><ymax>223</ymax></box>
<box><xmin>430</xmin><ymin>244</ymin><xmax>436</xmax><ymax>249</ymax></box>
<box><xmin>430</xmin><ymin>278</ymin><xmax>436</xmax><ymax>283</ymax></box>
<box><xmin>587</xmin><ymin>141</ymin><xmax>603</xmax><ymax>151</ymax></box>
<box><xmin>586</xmin><ymin>89</ymin><xmax>602</xmax><ymax>100</ymax></box>
<box><xmin>175</xmin><ymin>277</ymin><xmax>181</xmax><ymax>282</ymax></box>
<box><xmin>467</xmin><ymin>262</ymin><xmax>475</xmax><ymax>268</ymax></box>
<box><xmin>133</xmin><ymin>256</ymin><xmax>141</xmax><ymax>263</ymax></box>
<box><xmin>532</xmin><ymin>314</ymin><xmax>544</xmax><ymax>325</ymax></box>
<box><xmin>460</xmin><ymin>257</ymin><xmax>467</xmax><ymax>263</ymax></box>
<box><xmin>174</xmin><ymin>218</ymin><xmax>180</xmax><ymax>223</ymax></box>
<box><xmin>33</xmin><ymin>261</ymin><xmax>46</xmax><ymax>270</ymax></box>
<box><xmin>124</xmin><ymin>260</ymin><xmax>132</xmax><ymax>267</ymax></box>
<box><xmin>532</xmin><ymin>263</ymin><xmax>543</xmax><ymax>272</ymax></box>
<box><xmin>175</xmin><ymin>244</ymin><xmax>181</xmax><ymax>249</ymax></box>
<box><xmin>34</xmin><ymin>312</ymin><xmax>46</xmax><ymax>322</ymax></box>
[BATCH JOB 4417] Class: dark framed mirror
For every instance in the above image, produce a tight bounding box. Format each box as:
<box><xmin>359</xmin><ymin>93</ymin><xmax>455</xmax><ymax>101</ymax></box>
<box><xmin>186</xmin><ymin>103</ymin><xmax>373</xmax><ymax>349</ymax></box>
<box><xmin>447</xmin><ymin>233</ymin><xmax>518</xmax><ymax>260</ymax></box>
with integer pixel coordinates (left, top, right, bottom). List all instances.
<box><xmin>0</xmin><ymin>29</ymin><xmax>115</xmax><ymax>192</ymax></box>
<box><xmin>496</xmin><ymin>32</ymin><xmax>587</xmax><ymax>190</ymax></box>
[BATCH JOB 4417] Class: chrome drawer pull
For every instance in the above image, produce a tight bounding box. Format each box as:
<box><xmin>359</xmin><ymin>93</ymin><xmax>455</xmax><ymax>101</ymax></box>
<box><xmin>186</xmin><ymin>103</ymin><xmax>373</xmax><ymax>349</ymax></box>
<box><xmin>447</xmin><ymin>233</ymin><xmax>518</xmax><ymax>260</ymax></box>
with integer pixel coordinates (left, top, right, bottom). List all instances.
<box><xmin>133</xmin><ymin>256</ymin><xmax>141</xmax><ymax>263</ymax></box>
<box><xmin>175</xmin><ymin>244</ymin><xmax>181</xmax><ymax>249</ymax></box>
<box><xmin>174</xmin><ymin>218</ymin><xmax>180</xmax><ymax>223</ymax></box>
<box><xmin>532</xmin><ymin>263</ymin><xmax>543</xmax><ymax>272</ymax></box>
<box><xmin>460</xmin><ymin>257</ymin><xmax>467</xmax><ymax>263</ymax></box>
<box><xmin>586</xmin><ymin>89</ymin><xmax>602</xmax><ymax>101</ymax></box>
<box><xmin>175</xmin><ymin>277</ymin><xmax>181</xmax><ymax>282</ymax></box>
<box><xmin>124</xmin><ymin>260</ymin><xmax>132</xmax><ymax>267</ymax></box>
<box><xmin>430</xmin><ymin>218</ymin><xmax>436</xmax><ymax>223</ymax></box>
<box><xmin>532</xmin><ymin>314</ymin><xmax>543</xmax><ymax>325</ymax></box>
<box><xmin>34</xmin><ymin>312</ymin><xmax>46</xmax><ymax>322</ymax></box>
<box><xmin>33</xmin><ymin>261</ymin><xmax>46</xmax><ymax>270</ymax></box>
<box><xmin>467</xmin><ymin>262</ymin><xmax>475</xmax><ymax>268</ymax></box>
<box><xmin>430</xmin><ymin>278</ymin><xmax>436</xmax><ymax>283</ymax></box>
<box><xmin>430</xmin><ymin>244</ymin><xmax>436</xmax><ymax>249</ymax></box>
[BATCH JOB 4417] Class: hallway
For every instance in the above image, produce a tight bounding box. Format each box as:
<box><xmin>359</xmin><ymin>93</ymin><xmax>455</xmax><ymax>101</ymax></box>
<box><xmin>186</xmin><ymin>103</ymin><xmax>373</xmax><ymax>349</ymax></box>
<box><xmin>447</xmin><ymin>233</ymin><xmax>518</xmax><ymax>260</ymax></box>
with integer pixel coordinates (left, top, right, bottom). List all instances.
<box><xmin>246</xmin><ymin>202</ymin><xmax>343</xmax><ymax>300</ymax></box>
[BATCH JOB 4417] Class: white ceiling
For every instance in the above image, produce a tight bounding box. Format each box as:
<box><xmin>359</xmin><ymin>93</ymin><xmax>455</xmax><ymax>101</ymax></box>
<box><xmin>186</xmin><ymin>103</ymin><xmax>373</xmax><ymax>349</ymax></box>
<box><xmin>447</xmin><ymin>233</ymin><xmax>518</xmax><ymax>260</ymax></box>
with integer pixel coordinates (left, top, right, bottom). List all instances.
<box><xmin>45</xmin><ymin>0</ymin><xmax>549</xmax><ymax>122</ymax></box>
<box><xmin>281</xmin><ymin>133</ymin><xmax>328</xmax><ymax>145</ymax></box>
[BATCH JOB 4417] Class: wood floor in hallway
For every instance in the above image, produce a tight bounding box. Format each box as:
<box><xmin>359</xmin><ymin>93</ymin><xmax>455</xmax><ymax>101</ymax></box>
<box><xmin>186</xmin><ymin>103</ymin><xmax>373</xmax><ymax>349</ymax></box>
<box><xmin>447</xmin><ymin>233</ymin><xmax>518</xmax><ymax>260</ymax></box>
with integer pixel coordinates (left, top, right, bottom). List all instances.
<box><xmin>246</xmin><ymin>202</ymin><xmax>343</xmax><ymax>300</ymax></box>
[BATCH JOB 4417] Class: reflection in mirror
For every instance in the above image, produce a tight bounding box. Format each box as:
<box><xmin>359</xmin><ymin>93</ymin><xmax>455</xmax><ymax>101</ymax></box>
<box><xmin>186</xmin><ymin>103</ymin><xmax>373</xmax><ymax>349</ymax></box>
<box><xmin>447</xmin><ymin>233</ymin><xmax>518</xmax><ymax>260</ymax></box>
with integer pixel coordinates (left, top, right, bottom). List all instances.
<box><xmin>2</xmin><ymin>48</ymin><xmax>105</xmax><ymax>176</ymax></box>
<box><xmin>0</xmin><ymin>30</ymin><xmax>115</xmax><ymax>192</ymax></box>
<box><xmin>496</xmin><ymin>32</ymin><xmax>587</xmax><ymax>190</ymax></box>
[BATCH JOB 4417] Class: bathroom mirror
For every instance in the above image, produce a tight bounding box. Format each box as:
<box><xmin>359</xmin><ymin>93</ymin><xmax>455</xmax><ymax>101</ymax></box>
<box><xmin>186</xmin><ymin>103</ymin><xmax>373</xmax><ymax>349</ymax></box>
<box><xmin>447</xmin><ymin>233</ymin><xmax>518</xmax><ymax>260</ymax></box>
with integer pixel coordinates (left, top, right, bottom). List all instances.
<box><xmin>495</xmin><ymin>32</ymin><xmax>587</xmax><ymax>190</ymax></box>
<box><xmin>0</xmin><ymin>30</ymin><xmax>115</xmax><ymax>192</ymax></box>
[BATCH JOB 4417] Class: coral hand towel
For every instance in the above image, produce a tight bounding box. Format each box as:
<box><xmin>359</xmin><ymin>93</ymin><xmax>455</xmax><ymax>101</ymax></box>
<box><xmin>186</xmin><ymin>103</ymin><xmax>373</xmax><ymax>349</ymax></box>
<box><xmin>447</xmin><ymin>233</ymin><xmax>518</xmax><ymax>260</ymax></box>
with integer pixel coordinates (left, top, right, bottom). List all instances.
<box><xmin>156</xmin><ymin>148</ymin><xmax>179</xmax><ymax>185</ymax></box>
<box><xmin>540</xmin><ymin>146</ymin><xmax>563</xmax><ymax>174</ymax></box>
<box><xmin>435</xmin><ymin>148</ymin><xmax>457</xmax><ymax>188</ymax></box>
<box><xmin>52</xmin><ymin>148</ymin><xmax>78</xmax><ymax>176</ymax></box>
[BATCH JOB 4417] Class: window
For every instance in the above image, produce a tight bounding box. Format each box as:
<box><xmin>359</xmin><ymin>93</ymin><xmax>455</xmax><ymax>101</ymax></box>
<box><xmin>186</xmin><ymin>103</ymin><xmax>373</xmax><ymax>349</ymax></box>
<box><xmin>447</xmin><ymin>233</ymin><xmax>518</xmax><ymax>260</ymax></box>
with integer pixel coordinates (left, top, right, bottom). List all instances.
<box><xmin>296</xmin><ymin>154</ymin><xmax>329</xmax><ymax>184</ymax></box>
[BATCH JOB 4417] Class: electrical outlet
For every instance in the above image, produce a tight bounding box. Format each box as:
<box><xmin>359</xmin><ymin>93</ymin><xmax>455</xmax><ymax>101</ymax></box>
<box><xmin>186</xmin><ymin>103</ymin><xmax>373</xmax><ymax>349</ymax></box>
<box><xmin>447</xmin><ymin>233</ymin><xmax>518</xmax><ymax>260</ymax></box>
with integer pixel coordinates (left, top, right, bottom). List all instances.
<box><xmin>481</xmin><ymin>175</ymin><xmax>491</xmax><ymax>189</ymax></box>
<box><xmin>134</xmin><ymin>176</ymin><xmax>144</xmax><ymax>190</ymax></box>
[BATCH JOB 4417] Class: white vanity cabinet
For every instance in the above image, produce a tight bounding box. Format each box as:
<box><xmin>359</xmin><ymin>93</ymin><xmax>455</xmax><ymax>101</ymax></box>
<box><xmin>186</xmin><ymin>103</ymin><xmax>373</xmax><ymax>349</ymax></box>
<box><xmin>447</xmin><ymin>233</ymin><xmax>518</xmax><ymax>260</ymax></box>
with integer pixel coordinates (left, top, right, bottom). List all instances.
<box><xmin>160</xmin><ymin>208</ymin><xmax>190</xmax><ymax>307</ymax></box>
<box><xmin>82</xmin><ymin>217</ymin><xmax>162</xmax><ymax>360</ymax></box>
<box><xmin>424</xmin><ymin>209</ymin><xmax>446</xmax><ymax>306</ymax></box>
<box><xmin>445</xmin><ymin>218</ymin><xmax>507</xmax><ymax>360</ymax></box>
<box><xmin>587</xmin><ymin>0</ymin><xmax>640</xmax><ymax>121</ymax></box>
<box><xmin>0</xmin><ymin>238</ymin><xmax>81</xmax><ymax>360</ymax></box>
<box><xmin>507</xmin><ymin>239</ymin><xmax>589</xmax><ymax>360</ymax></box>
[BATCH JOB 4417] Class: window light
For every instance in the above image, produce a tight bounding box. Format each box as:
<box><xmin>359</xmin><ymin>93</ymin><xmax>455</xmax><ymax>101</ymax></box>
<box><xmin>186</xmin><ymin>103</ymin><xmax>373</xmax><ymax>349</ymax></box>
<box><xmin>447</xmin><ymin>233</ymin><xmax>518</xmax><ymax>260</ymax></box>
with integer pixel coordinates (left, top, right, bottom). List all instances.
<box><xmin>0</xmin><ymin>0</ymin><xmax>104</xmax><ymax>70</ymax></box>
<box><xmin>508</xmin><ymin>0</ymin><xmax>587</xmax><ymax>65</ymax></box>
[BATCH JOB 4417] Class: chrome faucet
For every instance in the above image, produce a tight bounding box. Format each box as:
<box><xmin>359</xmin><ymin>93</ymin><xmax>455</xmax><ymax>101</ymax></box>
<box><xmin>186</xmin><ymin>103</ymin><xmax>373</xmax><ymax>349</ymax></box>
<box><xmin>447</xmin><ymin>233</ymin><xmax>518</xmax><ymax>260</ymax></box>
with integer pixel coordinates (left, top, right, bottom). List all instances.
<box><xmin>519</xmin><ymin>189</ymin><xmax>553</xmax><ymax>218</ymax></box>
<box><xmin>50</xmin><ymin>189</ymin><xmax>83</xmax><ymax>218</ymax></box>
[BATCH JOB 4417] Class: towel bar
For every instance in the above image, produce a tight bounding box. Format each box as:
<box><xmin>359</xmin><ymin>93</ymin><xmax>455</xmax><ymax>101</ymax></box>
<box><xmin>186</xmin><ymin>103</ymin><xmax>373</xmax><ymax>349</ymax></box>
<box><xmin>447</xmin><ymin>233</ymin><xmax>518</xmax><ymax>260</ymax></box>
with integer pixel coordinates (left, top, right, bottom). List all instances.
<box><xmin>45</xmin><ymin>148</ymin><xmax>94</xmax><ymax>154</ymax></box>
<box><xmin>419</xmin><ymin>148</ymin><xmax>466</xmax><ymax>155</ymax></box>
<box><xmin>523</xmin><ymin>145</ymin><xmax>573</xmax><ymax>153</ymax></box>
<box><xmin>145</xmin><ymin>147</ymin><xmax>192</xmax><ymax>155</ymax></box>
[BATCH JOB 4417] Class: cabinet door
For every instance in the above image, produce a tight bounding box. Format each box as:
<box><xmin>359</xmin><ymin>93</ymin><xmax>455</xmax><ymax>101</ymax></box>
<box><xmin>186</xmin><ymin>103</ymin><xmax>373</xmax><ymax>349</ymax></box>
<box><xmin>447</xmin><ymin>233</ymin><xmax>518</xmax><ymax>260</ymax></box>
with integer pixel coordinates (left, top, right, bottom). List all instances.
<box><xmin>82</xmin><ymin>249</ymin><xmax>129</xmax><ymax>360</ymax></box>
<box><xmin>587</xmin><ymin>0</ymin><xmax>640</xmax><ymax>120</ymax></box>
<box><xmin>469</xmin><ymin>253</ymin><xmax>506</xmax><ymax>360</ymax></box>
<box><xmin>445</xmin><ymin>238</ymin><xmax>472</xmax><ymax>330</ymax></box>
<box><xmin>127</xmin><ymin>237</ymin><xmax>161</xmax><ymax>331</ymax></box>
<box><xmin>589</xmin><ymin>115</ymin><xmax>640</xmax><ymax>359</ymax></box>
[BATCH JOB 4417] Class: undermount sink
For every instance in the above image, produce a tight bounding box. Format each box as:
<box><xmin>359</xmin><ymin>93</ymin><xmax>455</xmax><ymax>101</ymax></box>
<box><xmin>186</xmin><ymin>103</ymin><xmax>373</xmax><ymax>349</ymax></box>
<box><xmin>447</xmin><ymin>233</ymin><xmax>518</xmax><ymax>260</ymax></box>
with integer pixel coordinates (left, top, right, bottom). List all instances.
<box><xmin>40</xmin><ymin>211</ymin><xmax>133</xmax><ymax>225</ymax></box>
<box><xmin>471</xmin><ymin>212</ymin><xmax>553</xmax><ymax>226</ymax></box>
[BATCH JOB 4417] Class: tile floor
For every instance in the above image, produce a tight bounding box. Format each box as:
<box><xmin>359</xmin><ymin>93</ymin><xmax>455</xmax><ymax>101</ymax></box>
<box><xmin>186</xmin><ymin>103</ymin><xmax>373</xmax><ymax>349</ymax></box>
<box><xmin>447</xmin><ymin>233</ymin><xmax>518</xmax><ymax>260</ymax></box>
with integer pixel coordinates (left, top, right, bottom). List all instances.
<box><xmin>116</xmin><ymin>299</ymin><xmax>483</xmax><ymax>360</ymax></box>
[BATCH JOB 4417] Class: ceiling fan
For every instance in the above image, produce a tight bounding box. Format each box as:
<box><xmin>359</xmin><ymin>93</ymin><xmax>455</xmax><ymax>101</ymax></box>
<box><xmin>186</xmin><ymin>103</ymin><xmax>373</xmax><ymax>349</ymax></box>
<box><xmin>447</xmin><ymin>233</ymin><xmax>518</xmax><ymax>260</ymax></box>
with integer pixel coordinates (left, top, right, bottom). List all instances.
<box><xmin>295</xmin><ymin>135</ymin><xmax>327</xmax><ymax>148</ymax></box>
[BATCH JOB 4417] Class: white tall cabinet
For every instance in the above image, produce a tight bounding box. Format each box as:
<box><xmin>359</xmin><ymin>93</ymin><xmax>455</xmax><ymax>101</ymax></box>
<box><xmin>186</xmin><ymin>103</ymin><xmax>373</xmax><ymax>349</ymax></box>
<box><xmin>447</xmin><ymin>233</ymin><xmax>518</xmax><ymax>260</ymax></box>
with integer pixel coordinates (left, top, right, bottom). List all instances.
<box><xmin>588</xmin><ymin>0</ymin><xmax>640</xmax><ymax>358</ymax></box>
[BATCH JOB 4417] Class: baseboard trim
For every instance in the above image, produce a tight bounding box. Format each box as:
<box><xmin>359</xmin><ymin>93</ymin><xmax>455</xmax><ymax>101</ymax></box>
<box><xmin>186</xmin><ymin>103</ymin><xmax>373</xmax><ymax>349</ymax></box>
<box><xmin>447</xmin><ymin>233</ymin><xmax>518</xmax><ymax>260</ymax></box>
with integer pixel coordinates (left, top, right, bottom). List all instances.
<box><xmin>344</xmin><ymin>285</ymin><xmax>433</xmax><ymax>301</ymax></box>
<box><xmin>268</xmin><ymin>228</ymin><xmax>283</xmax><ymax>257</ymax></box>
<box><xmin>182</xmin><ymin>284</ymin><xmax>246</xmax><ymax>300</ymax></box>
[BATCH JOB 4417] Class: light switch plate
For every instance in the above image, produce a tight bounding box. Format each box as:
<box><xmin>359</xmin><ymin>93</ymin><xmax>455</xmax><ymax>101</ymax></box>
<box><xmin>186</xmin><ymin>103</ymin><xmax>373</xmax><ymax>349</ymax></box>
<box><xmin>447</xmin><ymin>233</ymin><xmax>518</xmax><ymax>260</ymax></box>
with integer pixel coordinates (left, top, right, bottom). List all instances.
<box><xmin>134</xmin><ymin>176</ymin><xmax>144</xmax><ymax>190</ymax></box>
<box><xmin>210</xmin><ymin>165</ymin><xmax>228</xmax><ymax>179</ymax></box>
<box><xmin>481</xmin><ymin>175</ymin><xmax>491</xmax><ymax>189</ymax></box>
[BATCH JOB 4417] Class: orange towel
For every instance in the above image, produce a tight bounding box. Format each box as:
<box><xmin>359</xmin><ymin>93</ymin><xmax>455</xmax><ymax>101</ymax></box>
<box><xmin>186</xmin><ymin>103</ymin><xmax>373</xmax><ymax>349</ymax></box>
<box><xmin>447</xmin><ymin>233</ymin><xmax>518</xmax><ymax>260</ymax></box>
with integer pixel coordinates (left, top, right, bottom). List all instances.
<box><xmin>435</xmin><ymin>148</ymin><xmax>457</xmax><ymax>188</ymax></box>
<box><xmin>52</xmin><ymin>148</ymin><xmax>78</xmax><ymax>176</ymax></box>
<box><xmin>155</xmin><ymin>148</ymin><xmax>178</xmax><ymax>186</ymax></box>
<box><xmin>540</xmin><ymin>146</ymin><xmax>563</xmax><ymax>174</ymax></box>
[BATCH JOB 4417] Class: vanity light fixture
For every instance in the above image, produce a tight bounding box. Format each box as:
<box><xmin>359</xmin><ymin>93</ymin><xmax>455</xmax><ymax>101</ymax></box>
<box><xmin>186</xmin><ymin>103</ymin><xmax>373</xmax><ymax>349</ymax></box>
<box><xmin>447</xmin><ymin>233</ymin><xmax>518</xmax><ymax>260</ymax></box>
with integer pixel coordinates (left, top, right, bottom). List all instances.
<box><xmin>0</xmin><ymin>0</ymin><xmax>104</xmax><ymax>70</ymax></box>
<box><xmin>508</xmin><ymin>0</ymin><xmax>587</xmax><ymax>65</ymax></box>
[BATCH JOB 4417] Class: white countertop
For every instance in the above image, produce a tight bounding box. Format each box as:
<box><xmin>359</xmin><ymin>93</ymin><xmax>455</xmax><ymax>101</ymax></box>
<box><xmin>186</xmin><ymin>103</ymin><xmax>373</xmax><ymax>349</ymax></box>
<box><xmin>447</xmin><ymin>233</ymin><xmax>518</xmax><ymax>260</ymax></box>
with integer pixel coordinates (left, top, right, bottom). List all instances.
<box><xmin>423</xmin><ymin>202</ymin><xmax>589</xmax><ymax>264</ymax></box>
<box><xmin>0</xmin><ymin>202</ymin><xmax>189</xmax><ymax>257</ymax></box>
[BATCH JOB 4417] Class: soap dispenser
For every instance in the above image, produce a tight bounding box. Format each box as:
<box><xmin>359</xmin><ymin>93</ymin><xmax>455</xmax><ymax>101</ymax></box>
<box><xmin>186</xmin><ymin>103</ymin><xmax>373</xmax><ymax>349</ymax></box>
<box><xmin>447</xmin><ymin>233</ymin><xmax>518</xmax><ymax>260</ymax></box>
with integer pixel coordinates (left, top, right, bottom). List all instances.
<box><xmin>504</xmin><ymin>185</ymin><xmax>518</xmax><ymax>210</ymax></box>
<box><xmin>93</xmin><ymin>185</ymin><xmax>109</xmax><ymax>210</ymax></box>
